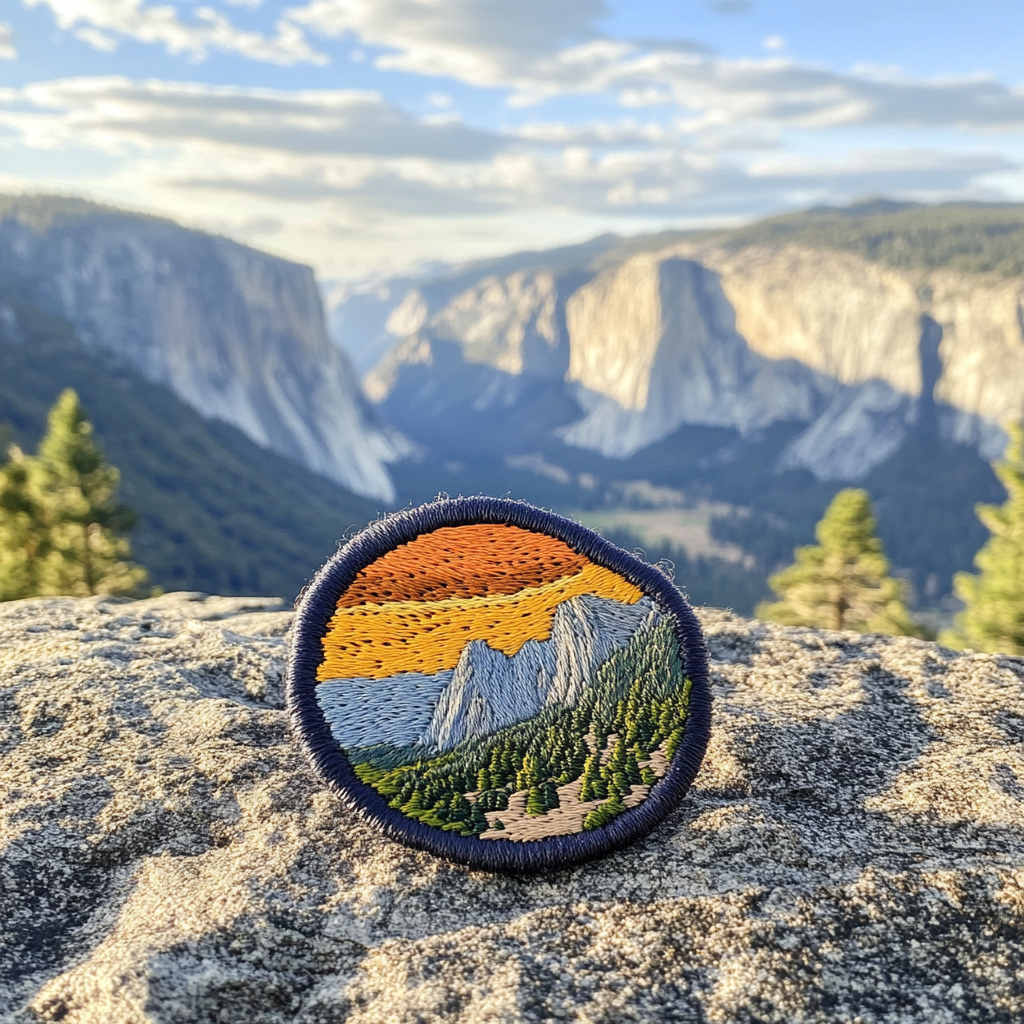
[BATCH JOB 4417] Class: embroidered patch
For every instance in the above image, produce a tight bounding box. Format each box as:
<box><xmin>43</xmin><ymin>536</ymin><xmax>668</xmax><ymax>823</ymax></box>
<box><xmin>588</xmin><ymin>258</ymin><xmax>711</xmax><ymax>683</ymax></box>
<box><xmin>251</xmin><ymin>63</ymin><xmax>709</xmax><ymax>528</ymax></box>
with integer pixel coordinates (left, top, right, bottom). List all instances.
<box><xmin>287</xmin><ymin>498</ymin><xmax>711</xmax><ymax>871</ymax></box>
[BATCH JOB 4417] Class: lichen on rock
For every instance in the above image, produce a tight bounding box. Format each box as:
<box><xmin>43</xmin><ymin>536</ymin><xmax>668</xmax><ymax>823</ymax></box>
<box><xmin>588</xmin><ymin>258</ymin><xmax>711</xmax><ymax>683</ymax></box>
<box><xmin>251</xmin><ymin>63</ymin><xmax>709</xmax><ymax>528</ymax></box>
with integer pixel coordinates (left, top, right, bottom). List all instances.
<box><xmin>1</xmin><ymin>593</ymin><xmax>1022</xmax><ymax>1023</ymax></box>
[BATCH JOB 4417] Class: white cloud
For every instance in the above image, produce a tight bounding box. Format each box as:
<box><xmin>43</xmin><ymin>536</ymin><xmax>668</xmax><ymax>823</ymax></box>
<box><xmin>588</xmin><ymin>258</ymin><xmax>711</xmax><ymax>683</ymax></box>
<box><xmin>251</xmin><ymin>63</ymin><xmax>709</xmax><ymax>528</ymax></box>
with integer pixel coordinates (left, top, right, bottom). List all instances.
<box><xmin>0</xmin><ymin>21</ymin><xmax>16</xmax><ymax>60</ymax></box>
<box><xmin>287</xmin><ymin>0</ymin><xmax>1024</xmax><ymax>132</ymax></box>
<box><xmin>0</xmin><ymin>76</ymin><xmax>1014</xmax><ymax>223</ymax></box>
<box><xmin>287</xmin><ymin>0</ymin><xmax>608</xmax><ymax>86</ymax></box>
<box><xmin>763</xmin><ymin>35</ymin><xmax>784</xmax><ymax>51</ymax></box>
<box><xmin>27</xmin><ymin>0</ymin><xmax>325</xmax><ymax>64</ymax></box>
<box><xmin>516</xmin><ymin>119</ymin><xmax>669</xmax><ymax>146</ymax></box>
<box><xmin>75</xmin><ymin>26</ymin><xmax>118</xmax><ymax>51</ymax></box>
<box><xmin>0</xmin><ymin>71</ymin><xmax>1020</xmax><ymax>278</ymax></box>
<box><xmin>0</xmin><ymin>77</ymin><xmax>502</xmax><ymax>159</ymax></box>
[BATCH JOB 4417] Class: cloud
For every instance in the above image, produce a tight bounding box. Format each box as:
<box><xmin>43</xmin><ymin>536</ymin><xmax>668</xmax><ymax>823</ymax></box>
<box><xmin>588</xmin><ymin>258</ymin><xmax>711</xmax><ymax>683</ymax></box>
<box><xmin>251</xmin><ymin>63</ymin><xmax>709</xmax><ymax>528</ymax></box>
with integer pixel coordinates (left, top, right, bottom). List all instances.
<box><xmin>0</xmin><ymin>76</ymin><xmax>1013</xmax><ymax>224</ymax></box>
<box><xmin>0</xmin><ymin>70</ymin><xmax>1019</xmax><ymax>279</ymax></box>
<box><xmin>162</xmin><ymin>133</ymin><xmax>1014</xmax><ymax>221</ymax></box>
<box><xmin>287</xmin><ymin>0</ymin><xmax>608</xmax><ymax>86</ymax></box>
<box><xmin>74</xmin><ymin>26</ymin><xmax>118</xmax><ymax>51</ymax></box>
<box><xmin>0</xmin><ymin>22</ymin><xmax>16</xmax><ymax>60</ymax></box>
<box><xmin>286</xmin><ymin>0</ymin><xmax>1024</xmax><ymax>132</ymax></box>
<box><xmin>26</xmin><ymin>0</ymin><xmax>325</xmax><ymax>64</ymax></box>
<box><xmin>0</xmin><ymin>77</ymin><xmax>503</xmax><ymax>159</ymax></box>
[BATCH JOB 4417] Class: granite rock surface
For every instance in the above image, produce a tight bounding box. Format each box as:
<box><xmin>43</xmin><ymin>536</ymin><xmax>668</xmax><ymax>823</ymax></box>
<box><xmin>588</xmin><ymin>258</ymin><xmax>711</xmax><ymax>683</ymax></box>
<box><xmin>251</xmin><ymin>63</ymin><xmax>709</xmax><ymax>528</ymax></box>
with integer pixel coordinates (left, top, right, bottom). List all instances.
<box><xmin>1</xmin><ymin>592</ymin><xmax>1022</xmax><ymax>1023</ymax></box>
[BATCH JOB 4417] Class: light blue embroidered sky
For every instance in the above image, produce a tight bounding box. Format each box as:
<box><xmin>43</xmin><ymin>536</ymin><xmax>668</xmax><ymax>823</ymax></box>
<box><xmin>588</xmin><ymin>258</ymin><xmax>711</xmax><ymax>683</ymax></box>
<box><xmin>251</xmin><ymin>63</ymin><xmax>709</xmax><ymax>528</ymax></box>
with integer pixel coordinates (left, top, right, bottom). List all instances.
<box><xmin>2</xmin><ymin>1</ymin><xmax>1023</xmax><ymax>277</ymax></box>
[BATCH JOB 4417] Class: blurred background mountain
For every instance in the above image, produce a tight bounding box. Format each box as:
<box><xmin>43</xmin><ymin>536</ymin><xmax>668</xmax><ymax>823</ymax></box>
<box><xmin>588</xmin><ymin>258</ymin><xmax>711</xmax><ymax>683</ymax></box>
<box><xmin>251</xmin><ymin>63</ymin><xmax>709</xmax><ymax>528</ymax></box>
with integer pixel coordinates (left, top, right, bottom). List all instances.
<box><xmin>1</xmin><ymin>193</ymin><xmax>1019</xmax><ymax>621</ymax></box>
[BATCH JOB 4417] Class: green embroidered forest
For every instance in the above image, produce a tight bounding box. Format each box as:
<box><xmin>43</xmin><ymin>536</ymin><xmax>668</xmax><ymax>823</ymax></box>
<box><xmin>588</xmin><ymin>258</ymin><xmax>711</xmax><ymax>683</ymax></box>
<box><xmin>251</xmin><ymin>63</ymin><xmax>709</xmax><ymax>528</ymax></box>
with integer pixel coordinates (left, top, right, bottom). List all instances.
<box><xmin>351</xmin><ymin>616</ymin><xmax>691</xmax><ymax>837</ymax></box>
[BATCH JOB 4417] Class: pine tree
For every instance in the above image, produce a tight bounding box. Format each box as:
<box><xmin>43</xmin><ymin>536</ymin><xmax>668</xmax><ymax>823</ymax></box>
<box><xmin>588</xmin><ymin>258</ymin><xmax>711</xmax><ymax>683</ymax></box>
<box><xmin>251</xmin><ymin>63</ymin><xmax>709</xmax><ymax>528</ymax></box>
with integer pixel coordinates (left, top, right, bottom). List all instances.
<box><xmin>541</xmin><ymin>780</ymin><xmax>560</xmax><ymax>811</ymax></box>
<box><xmin>0</xmin><ymin>390</ymin><xmax>146</xmax><ymax>600</ymax></box>
<box><xmin>448</xmin><ymin>792</ymin><xmax>470</xmax><ymax>823</ymax></box>
<box><xmin>941</xmin><ymin>423</ymin><xmax>1024</xmax><ymax>653</ymax></box>
<box><xmin>625</xmin><ymin>748</ymin><xmax>642</xmax><ymax>786</ymax></box>
<box><xmin>756</xmin><ymin>488</ymin><xmax>918</xmax><ymax>635</ymax></box>
<box><xmin>467</xmin><ymin>802</ymin><xmax>489</xmax><ymax>835</ymax></box>
<box><xmin>664</xmin><ymin>727</ymin><xmax>687</xmax><ymax>761</ymax></box>
<box><xmin>35</xmin><ymin>390</ymin><xmax>147</xmax><ymax>597</ymax></box>
<box><xmin>526</xmin><ymin>785</ymin><xmax>547</xmax><ymax>816</ymax></box>
<box><xmin>0</xmin><ymin>448</ymin><xmax>50</xmax><ymax>601</ymax></box>
<box><xmin>579</xmin><ymin>753</ymin><xmax>602</xmax><ymax>802</ymax></box>
<box><xmin>582</xmin><ymin>791</ymin><xmax>626</xmax><ymax>831</ymax></box>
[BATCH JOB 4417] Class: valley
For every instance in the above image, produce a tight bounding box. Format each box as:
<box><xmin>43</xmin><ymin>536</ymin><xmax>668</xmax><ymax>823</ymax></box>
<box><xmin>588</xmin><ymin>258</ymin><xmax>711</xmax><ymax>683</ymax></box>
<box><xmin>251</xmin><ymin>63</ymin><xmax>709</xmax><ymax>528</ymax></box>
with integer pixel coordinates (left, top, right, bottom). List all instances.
<box><xmin>1</xmin><ymin>196</ymin><xmax>1019</xmax><ymax>619</ymax></box>
<box><xmin>569</xmin><ymin>504</ymin><xmax>753</xmax><ymax>567</ymax></box>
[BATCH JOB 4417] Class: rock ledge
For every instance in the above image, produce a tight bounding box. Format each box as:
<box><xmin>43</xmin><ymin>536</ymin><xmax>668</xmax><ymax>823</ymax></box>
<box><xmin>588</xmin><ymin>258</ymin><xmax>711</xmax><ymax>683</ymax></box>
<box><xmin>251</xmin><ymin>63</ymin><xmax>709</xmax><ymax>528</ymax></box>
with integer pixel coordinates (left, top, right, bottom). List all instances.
<box><xmin>1</xmin><ymin>593</ymin><xmax>1022</xmax><ymax>1023</ymax></box>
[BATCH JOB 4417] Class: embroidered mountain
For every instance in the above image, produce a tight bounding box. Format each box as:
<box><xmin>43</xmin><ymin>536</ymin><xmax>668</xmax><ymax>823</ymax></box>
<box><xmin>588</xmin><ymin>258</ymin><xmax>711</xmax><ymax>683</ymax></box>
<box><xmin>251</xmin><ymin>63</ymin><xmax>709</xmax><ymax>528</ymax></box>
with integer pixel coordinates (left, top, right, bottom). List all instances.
<box><xmin>316</xmin><ymin>593</ymin><xmax>661</xmax><ymax>753</ymax></box>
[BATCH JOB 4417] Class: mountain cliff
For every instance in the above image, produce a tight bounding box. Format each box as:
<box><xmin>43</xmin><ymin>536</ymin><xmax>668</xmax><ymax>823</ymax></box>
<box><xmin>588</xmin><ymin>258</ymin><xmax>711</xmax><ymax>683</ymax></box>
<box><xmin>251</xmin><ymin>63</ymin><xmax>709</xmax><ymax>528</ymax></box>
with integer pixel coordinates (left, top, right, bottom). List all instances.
<box><xmin>0</xmin><ymin>295</ymin><xmax>379</xmax><ymax>598</ymax></box>
<box><xmin>423</xmin><ymin>593</ymin><xmax>658</xmax><ymax>751</ymax></box>
<box><xmin>0</xmin><ymin>195</ymin><xmax>405</xmax><ymax>501</ymax></box>
<box><xmin>316</xmin><ymin>594</ymin><xmax>659</xmax><ymax>754</ymax></box>
<box><xmin>364</xmin><ymin>203</ymin><xmax>1024</xmax><ymax>482</ymax></box>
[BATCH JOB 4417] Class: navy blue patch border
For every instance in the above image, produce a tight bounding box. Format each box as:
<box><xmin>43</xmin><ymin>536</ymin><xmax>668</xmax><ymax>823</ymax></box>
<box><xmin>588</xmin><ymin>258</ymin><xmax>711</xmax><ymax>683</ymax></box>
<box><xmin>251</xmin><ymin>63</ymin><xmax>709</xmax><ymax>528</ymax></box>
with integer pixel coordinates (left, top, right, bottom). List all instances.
<box><xmin>287</xmin><ymin>497</ymin><xmax>711</xmax><ymax>873</ymax></box>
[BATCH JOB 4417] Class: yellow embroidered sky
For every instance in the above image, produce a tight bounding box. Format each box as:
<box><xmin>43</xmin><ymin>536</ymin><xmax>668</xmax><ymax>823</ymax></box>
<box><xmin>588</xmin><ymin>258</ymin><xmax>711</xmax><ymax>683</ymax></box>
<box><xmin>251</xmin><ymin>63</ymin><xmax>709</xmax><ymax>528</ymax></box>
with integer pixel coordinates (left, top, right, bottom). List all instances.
<box><xmin>318</xmin><ymin>561</ymin><xmax>642</xmax><ymax>681</ymax></box>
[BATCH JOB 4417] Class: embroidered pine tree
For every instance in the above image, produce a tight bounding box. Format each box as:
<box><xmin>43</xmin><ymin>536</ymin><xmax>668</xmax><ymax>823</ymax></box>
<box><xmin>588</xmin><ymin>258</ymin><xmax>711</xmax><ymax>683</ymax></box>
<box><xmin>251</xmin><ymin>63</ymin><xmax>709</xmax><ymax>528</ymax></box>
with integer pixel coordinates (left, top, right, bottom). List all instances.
<box><xmin>526</xmin><ymin>785</ymin><xmax>547</xmax><ymax>816</ymax></box>
<box><xmin>579</xmin><ymin>752</ymin><xmax>603</xmax><ymax>802</ymax></box>
<box><xmin>0</xmin><ymin>390</ymin><xmax>146</xmax><ymax>600</ymax></box>
<box><xmin>541</xmin><ymin>780</ymin><xmax>560</xmax><ymax>811</ymax></box>
<box><xmin>582</xmin><ymin>791</ymin><xmax>626</xmax><ymax>831</ymax></box>
<box><xmin>757</xmin><ymin>488</ymin><xmax>918</xmax><ymax>635</ymax></box>
<box><xmin>941</xmin><ymin>422</ymin><xmax>1024</xmax><ymax>653</ymax></box>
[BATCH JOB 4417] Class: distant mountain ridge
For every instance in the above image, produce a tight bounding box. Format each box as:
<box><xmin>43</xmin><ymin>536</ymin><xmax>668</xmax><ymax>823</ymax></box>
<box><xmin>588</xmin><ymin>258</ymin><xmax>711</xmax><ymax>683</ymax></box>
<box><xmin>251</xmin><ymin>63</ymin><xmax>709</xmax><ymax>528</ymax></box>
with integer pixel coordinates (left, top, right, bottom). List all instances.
<box><xmin>357</xmin><ymin>201</ymin><xmax>1024</xmax><ymax>483</ymax></box>
<box><xmin>317</xmin><ymin>593</ymin><xmax>661</xmax><ymax>754</ymax></box>
<box><xmin>0</xmin><ymin>194</ymin><xmax>405</xmax><ymax>502</ymax></box>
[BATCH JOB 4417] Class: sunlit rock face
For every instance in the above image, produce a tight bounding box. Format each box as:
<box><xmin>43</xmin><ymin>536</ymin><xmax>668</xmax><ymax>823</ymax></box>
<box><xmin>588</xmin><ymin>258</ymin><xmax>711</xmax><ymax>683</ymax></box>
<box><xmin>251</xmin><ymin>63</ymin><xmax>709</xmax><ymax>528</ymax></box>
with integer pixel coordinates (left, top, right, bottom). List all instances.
<box><xmin>0</xmin><ymin>198</ymin><xmax>406</xmax><ymax>502</ymax></box>
<box><xmin>2</xmin><ymin>592</ymin><xmax>1021</xmax><ymax>1022</ymax></box>
<box><xmin>367</xmin><ymin>237</ymin><xmax>1024</xmax><ymax>480</ymax></box>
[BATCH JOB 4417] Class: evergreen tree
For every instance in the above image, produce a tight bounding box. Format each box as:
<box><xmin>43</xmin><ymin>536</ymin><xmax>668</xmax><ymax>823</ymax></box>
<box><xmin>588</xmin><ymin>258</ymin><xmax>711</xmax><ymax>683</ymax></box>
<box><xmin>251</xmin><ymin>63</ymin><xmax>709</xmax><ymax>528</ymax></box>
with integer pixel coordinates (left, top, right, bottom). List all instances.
<box><xmin>757</xmin><ymin>488</ymin><xmax>918</xmax><ymax>635</ymax></box>
<box><xmin>541</xmin><ymin>780</ymin><xmax>560</xmax><ymax>811</ymax></box>
<box><xmin>579</xmin><ymin>753</ymin><xmax>602</xmax><ymax>802</ymax></box>
<box><xmin>467</xmin><ymin>802</ymin><xmax>489</xmax><ymax>835</ymax></box>
<box><xmin>941</xmin><ymin>423</ymin><xmax>1024</xmax><ymax>653</ymax></box>
<box><xmin>582</xmin><ymin>792</ymin><xmax>626</xmax><ymax>831</ymax></box>
<box><xmin>664</xmin><ymin>727</ymin><xmax>687</xmax><ymax>760</ymax></box>
<box><xmin>0</xmin><ymin>448</ymin><xmax>50</xmax><ymax>601</ymax></box>
<box><xmin>0</xmin><ymin>390</ymin><xmax>146</xmax><ymax>599</ymax></box>
<box><xmin>625</xmin><ymin>748</ymin><xmax>642</xmax><ymax>785</ymax></box>
<box><xmin>526</xmin><ymin>785</ymin><xmax>547</xmax><ymax>816</ymax></box>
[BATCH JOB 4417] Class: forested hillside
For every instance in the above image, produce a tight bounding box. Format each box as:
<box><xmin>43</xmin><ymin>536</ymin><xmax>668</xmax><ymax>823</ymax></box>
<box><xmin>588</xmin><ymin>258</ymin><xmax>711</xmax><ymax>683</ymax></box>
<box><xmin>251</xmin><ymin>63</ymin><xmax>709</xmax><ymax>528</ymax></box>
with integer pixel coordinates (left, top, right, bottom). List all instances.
<box><xmin>712</xmin><ymin>199</ymin><xmax>1024</xmax><ymax>277</ymax></box>
<box><xmin>0</xmin><ymin>296</ymin><xmax>378</xmax><ymax>599</ymax></box>
<box><xmin>353</xmin><ymin>618</ymin><xmax>690</xmax><ymax>837</ymax></box>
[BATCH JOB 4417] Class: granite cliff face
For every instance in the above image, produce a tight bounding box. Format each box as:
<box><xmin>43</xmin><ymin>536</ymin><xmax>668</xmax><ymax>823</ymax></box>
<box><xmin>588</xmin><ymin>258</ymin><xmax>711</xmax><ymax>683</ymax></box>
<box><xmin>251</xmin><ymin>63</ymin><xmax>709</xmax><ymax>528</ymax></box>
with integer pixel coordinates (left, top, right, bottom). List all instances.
<box><xmin>422</xmin><ymin>593</ymin><xmax>658</xmax><ymax>752</ymax></box>
<box><xmin>1</xmin><ymin>592</ymin><xmax>1021</xmax><ymax>1022</ymax></box>
<box><xmin>0</xmin><ymin>197</ymin><xmax>405</xmax><ymax>502</ymax></box>
<box><xmin>366</xmin><ymin>234</ymin><xmax>1024</xmax><ymax>480</ymax></box>
<box><xmin>316</xmin><ymin>594</ymin><xmax>658</xmax><ymax>753</ymax></box>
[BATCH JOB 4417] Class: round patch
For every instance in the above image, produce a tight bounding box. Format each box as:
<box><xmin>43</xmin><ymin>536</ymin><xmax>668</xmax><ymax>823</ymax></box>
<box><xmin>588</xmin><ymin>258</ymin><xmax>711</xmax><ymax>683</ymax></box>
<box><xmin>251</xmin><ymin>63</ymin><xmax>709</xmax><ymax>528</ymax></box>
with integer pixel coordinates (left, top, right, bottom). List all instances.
<box><xmin>287</xmin><ymin>498</ymin><xmax>711</xmax><ymax>871</ymax></box>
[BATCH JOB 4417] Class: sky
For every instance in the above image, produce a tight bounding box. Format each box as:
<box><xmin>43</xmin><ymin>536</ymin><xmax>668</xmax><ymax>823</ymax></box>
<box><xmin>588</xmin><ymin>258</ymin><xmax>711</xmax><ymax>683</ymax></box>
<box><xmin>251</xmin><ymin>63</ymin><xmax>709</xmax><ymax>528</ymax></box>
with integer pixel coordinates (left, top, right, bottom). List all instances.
<box><xmin>2</xmin><ymin>1</ymin><xmax>1024</xmax><ymax>279</ymax></box>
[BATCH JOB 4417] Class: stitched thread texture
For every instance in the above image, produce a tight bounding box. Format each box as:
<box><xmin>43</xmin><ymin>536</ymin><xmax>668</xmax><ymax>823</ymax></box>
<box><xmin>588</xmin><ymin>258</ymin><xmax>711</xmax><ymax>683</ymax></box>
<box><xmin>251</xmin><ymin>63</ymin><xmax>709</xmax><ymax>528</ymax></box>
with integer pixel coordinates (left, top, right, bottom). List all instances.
<box><xmin>287</xmin><ymin>499</ymin><xmax>711</xmax><ymax>872</ymax></box>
